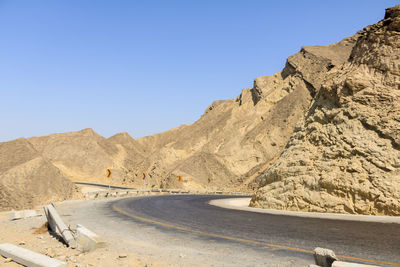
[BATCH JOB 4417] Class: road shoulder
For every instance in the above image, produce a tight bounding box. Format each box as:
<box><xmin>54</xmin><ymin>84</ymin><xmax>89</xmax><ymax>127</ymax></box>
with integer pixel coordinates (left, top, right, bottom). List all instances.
<box><xmin>209</xmin><ymin>198</ymin><xmax>400</xmax><ymax>224</ymax></box>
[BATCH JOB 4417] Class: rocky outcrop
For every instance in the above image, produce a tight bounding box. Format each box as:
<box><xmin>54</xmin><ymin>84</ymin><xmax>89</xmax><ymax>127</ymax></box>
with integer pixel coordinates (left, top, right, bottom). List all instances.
<box><xmin>251</xmin><ymin>5</ymin><xmax>400</xmax><ymax>215</ymax></box>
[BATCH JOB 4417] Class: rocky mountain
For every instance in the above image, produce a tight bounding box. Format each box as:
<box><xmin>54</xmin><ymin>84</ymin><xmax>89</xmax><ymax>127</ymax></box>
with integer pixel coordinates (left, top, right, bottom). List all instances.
<box><xmin>2</xmin><ymin>5</ymin><xmax>398</xmax><ymax>215</ymax></box>
<box><xmin>131</xmin><ymin>65</ymin><xmax>313</xmax><ymax>190</ymax></box>
<box><xmin>0</xmin><ymin>11</ymin><xmax>367</xmax><ymax>199</ymax></box>
<box><xmin>1</xmin><ymin>38</ymin><xmax>324</xmax><ymax>194</ymax></box>
<box><xmin>128</xmin><ymin>20</ymin><xmax>359</xmax><ymax>192</ymax></box>
<box><xmin>251</xmin><ymin>5</ymin><xmax>400</xmax><ymax>215</ymax></box>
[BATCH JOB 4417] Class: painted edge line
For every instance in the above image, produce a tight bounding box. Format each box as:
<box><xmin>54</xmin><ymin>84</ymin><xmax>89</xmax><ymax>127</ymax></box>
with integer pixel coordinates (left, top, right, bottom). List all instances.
<box><xmin>112</xmin><ymin>198</ymin><xmax>400</xmax><ymax>266</ymax></box>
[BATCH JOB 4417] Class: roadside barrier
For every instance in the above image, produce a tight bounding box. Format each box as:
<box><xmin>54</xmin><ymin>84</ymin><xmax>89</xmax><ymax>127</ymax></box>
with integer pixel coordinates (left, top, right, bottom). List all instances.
<box><xmin>83</xmin><ymin>188</ymin><xmax>249</xmax><ymax>200</ymax></box>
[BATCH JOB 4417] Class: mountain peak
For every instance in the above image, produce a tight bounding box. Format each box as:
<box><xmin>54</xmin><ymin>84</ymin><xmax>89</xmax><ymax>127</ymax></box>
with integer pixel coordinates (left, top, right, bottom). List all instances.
<box><xmin>385</xmin><ymin>5</ymin><xmax>400</xmax><ymax>19</ymax></box>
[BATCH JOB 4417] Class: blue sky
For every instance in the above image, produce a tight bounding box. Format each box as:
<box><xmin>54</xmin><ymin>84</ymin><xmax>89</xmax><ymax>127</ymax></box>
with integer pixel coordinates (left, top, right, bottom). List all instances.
<box><xmin>0</xmin><ymin>1</ymin><xmax>398</xmax><ymax>141</ymax></box>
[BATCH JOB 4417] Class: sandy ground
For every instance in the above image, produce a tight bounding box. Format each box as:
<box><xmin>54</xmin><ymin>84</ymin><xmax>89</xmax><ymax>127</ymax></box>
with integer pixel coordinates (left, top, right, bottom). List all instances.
<box><xmin>0</xmin><ymin>206</ymin><xmax>162</xmax><ymax>267</ymax></box>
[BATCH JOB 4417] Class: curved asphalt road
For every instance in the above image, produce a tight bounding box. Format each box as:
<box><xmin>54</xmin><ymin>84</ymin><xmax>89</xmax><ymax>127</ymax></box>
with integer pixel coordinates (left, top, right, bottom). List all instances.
<box><xmin>112</xmin><ymin>195</ymin><xmax>400</xmax><ymax>266</ymax></box>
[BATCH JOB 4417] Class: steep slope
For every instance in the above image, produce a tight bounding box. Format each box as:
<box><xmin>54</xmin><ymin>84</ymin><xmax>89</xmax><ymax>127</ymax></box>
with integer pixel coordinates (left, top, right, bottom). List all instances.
<box><xmin>0</xmin><ymin>138</ymin><xmax>79</xmax><ymax>211</ymax></box>
<box><xmin>130</xmin><ymin>34</ymin><xmax>357</xmax><ymax>191</ymax></box>
<box><xmin>251</xmin><ymin>5</ymin><xmax>400</xmax><ymax>215</ymax></box>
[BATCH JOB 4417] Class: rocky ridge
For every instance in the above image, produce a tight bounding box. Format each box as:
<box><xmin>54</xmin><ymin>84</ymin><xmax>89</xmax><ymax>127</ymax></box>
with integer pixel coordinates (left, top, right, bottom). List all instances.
<box><xmin>251</xmin><ymin>5</ymin><xmax>400</xmax><ymax>215</ymax></box>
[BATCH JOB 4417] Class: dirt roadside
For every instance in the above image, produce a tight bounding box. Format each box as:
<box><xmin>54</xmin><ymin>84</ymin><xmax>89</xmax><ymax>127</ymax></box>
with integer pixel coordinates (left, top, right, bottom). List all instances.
<box><xmin>0</xmin><ymin>208</ymin><xmax>159</xmax><ymax>267</ymax></box>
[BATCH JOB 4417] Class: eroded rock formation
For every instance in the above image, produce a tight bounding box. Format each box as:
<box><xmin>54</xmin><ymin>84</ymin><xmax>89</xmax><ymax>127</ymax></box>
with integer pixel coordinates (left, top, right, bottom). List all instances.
<box><xmin>251</xmin><ymin>5</ymin><xmax>400</xmax><ymax>215</ymax></box>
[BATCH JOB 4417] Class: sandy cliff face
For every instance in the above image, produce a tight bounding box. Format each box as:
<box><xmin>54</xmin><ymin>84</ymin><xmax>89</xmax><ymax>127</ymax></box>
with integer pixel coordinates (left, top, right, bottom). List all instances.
<box><xmin>251</xmin><ymin>5</ymin><xmax>400</xmax><ymax>215</ymax></box>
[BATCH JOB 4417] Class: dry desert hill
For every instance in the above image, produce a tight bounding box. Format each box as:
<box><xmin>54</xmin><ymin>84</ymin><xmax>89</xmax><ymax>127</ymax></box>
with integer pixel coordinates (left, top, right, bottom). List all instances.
<box><xmin>1</xmin><ymin>5</ymin><xmax>399</xmax><ymax>215</ymax></box>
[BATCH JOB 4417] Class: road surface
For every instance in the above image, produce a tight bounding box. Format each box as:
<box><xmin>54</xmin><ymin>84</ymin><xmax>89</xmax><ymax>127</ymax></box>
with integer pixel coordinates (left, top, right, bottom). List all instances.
<box><xmin>112</xmin><ymin>195</ymin><xmax>400</xmax><ymax>266</ymax></box>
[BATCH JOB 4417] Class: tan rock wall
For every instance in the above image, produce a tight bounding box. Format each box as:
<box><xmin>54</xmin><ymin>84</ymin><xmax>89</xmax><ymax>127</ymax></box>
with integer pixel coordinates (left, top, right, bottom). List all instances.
<box><xmin>251</xmin><ymin>5</ymin><xmax>400</xmax><ymax>215</ymax></box>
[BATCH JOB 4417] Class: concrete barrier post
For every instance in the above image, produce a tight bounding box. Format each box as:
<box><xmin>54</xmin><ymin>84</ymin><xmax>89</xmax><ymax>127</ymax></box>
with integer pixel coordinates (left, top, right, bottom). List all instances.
<box><xmin>44</xmin><ymin>205</ymin><xmax>76</xmax><ymax>247</ymax></box>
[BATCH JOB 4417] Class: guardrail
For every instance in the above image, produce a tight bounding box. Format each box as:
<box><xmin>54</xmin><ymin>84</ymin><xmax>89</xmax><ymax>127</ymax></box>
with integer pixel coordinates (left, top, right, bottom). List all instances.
<box><xmin>83</xmin><ymin>189</ymin><xmax>249</xmax><ymax>200</ymax></box>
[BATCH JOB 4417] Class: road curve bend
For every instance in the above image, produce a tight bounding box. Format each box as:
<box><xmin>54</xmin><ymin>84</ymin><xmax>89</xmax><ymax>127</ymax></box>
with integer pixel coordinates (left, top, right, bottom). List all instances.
<box><xmin>112</xmin><ymin>195</ymin><xmax>400</xmax><ymax>266</ymax></box>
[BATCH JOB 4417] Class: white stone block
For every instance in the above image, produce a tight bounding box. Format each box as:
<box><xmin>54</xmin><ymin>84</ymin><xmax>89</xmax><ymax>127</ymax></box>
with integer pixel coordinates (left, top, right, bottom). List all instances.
<box><xmin>0</xmin><ymin>243</ymin><xmax>67</xmax><ymax>267</ymax></box>
<box><xmin>75</xmin><ymin>224</ymin><xmax>106</xmax><ymax>252</ymax></box>
<box><xmin>44</xmin><ymin>205</ymin><xmax>76</xmax><ymax>247</ymax></box>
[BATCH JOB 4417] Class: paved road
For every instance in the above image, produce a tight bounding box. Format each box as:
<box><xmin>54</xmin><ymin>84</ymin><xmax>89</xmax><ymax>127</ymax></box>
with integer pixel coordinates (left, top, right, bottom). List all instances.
<box><xmin>58</xmin><ymin>197</ymin><xmax>311</xmax><ymax>266</ymax></box>
<box><xmin>113</xmin><ymin>195</ymin><xmax>400</xmax><ymax>266</ymax></box>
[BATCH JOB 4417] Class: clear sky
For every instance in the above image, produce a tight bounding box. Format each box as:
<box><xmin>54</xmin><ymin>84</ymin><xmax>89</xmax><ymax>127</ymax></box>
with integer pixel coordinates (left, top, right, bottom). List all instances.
<box><xmin>0</xmin><ymin>1</ymin><xmax>398</xmax><ymax>141</ymax></box>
